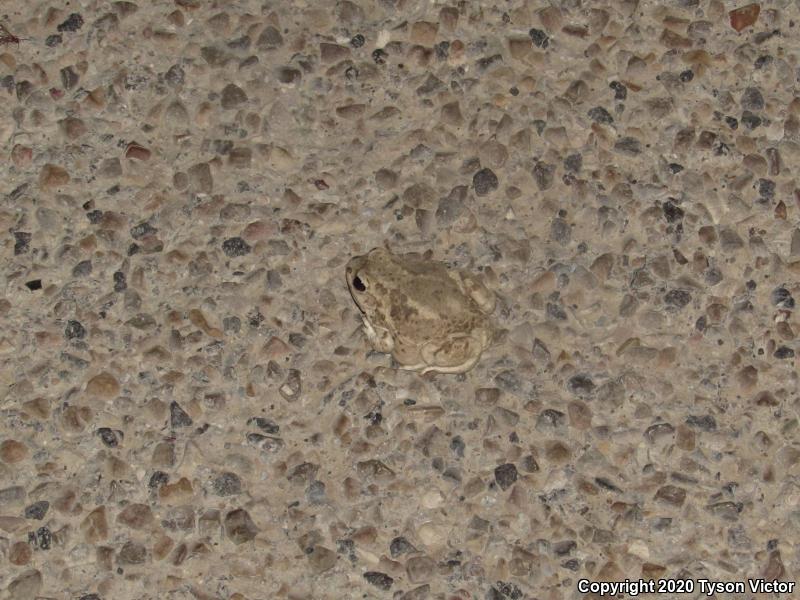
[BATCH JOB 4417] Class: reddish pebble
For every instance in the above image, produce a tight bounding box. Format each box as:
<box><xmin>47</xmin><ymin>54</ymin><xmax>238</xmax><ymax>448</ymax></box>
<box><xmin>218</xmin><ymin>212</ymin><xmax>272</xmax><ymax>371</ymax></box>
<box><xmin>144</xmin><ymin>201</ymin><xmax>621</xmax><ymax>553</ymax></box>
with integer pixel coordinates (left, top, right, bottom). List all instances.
<box><xmin>729</xmin><ymin>3</ymin><xmax>760</xmax><ymax>32</ymax></box>
<box><xmin>11</xmin><ymin>145</ymin><xmax>32</xmax><ymax>166</ymax></box>
<box><xmin>0</xmin><ymin>439</ymin><xmax>28</xmax><ymax>463</ymax></box>
<box><xmin>49</xmin><ymin>87</ymin><xmax>64</xmax><ymax>100</ymax></box>
<box><xmin>125</xmin><ymin>142</ymin><xmax>151</xmax><ymax>161</ymax></box>
<box><xmin>38</xmin><ymin>163</ymin><xmax>70</xmax><ymax>188</ymax></box>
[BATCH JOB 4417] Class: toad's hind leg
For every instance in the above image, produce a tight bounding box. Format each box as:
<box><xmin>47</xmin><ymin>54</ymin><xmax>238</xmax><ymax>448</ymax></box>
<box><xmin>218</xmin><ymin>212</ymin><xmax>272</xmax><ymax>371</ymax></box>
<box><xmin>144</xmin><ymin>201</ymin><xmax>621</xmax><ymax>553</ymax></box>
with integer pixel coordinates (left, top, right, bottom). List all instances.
<box><xmin>420</xmin><ymin>334</ymin><xmax>484</xmax><ymax>374</ymax></box>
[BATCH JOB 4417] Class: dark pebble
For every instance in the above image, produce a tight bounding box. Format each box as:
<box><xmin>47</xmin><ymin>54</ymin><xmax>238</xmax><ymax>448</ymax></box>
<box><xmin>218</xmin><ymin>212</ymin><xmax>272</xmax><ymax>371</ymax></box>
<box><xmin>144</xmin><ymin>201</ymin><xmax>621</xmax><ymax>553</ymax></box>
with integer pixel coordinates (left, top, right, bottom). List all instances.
<box><xmin>494</xmin><ymin>581</ymin><xmax>523</xmax><ymax>599</ymax></box>
<box><xmin>60</xmin><ymin>66</ymin><xmax>79</xmax><ymax>89</ymax></box>
<box><xmin>96</xmin><ymin>427</ymin><xmax>121</xmax><ymax>448</ymax></box>
<box><xmin>473</xmin><ymin>168</ymin><xmax>499</xmax><ymax>196</ymax></box>
<box><xmin>372</xmin><ymin>48</ymin><xmax>388</xmax><ymax>64</ymax></box>
<box><xmin>72</xmin><ymin>260</ymin><xmax>93</xmax><ymax>277</ymax></box>
<box><xmin>550</xmin><ymin>218</ymin><xmax>570</xmax><ymax>245</ymax></box>
<box><xmin>494</xmin><ymin>463</ymin><xmax>518</xmax><ymax>490</ymax></box>
<box><xmin>546</xmin><ymin>302</ymin><xmax>567</xmax><ymax>320</ymax></box>
<box><xmin>668</xmin><ymin>162</ymin><xmax>684</xmax><ymax>174</ymax></box>
<box><xmin>277</xmin><ymin>67</ymin><xmax>301</xmax><ymax>84</ymax></box>
<box><xmin>450</xmin><ymin>436</ymin><xmax>465</xmax><ymax>457</ymax></box>
<box><xmin>754</xmin><ymin>55</ymin><xmax>773</xmax><ymax>69</ymax></box>
<box><xmin>725</xmin><ymin>116</ymin><xmax>738</xmax><ymax>129</ymax></box>
<box><xmin>256</xmin><ymin>25</ymin><xmax>283</xmax><ymax>49</ymax></box>
<box><xmin>45</xmin><ymin>34</ymin><xmax>62</xmax><ymax>47</ymax></box>
<box><xmin>350</xmin><ymin>33</ymin><xmax>365</xmax><ymax>48</ymax></box>
<box><xmin>24</xmin><ymin>500</ymin><xmax>50</xmax><ymax>520</ymax></box>
<box><xmin>686</xmin><ymin>415</ymin><xmax>717</xmax><ymax>431</ymax></box>
<box><xmin>26</xmin><ymin>279</ymin><xmax>42</xmax><ymax>291</ymax></box>
<box><xmin>337</xmin><ymin>538</ymin><xmax>356</xmax><ymax>562</ymax></box>
<box><xmin>595</xmin><ymin>477</ymin><xmax>622</xmax><ymax>493</ymax></box>
<box><xmin>770</xmin><ymin>287</ymin><xmax>794</xmax><ymax>309</ymax></box>
<box><xmin>79</xmin><ymin>595</ymin><xmax>101</xmax><ymax>600</ymax></box>
<box><xmin>87</xmin><ymin>209</ymin><xmax>103</xmax><ymax>224</ymax></box>
<box><xmin>13</xmin><ymin>231</ymin><xmax>31</xmax><ymax>255</ymax></box>
<box><xmin>528</xmin><ymin>28</ymin><xmax>549</xmax><ymax>48</ymax></box>
<box><xmin>0</xmin><ymin>74</ymin><xmax>14</xmax><ymax>92</ymax></box>
<box><xmin>212</xmin><ymin>471</ymin><xmax>242</xmax><ymax>496</ymax></box>
<box><xmin>169</xmin><ymin>401</ymin><xmax>193</xmax><ymax>428</ymax></box>
<box><xmin>113</xmin><ymin>271</ymin><xmax>127</xmax><ymax>292</ymax></box>
<box><xmin>33</xmin><ymin>526</ymin><xmax>52</xmax><ymax>550</ymax></box>
<box><xmin>537</xmin><ymin>409</ymin><xmax>566</xmax><ymax>430</ymax></box>
<box><xmin>757</xmin><ymin>178</ymin><xmax>775</xmax><ymax>199</ymax></box>
<box><xmin>532</xmin><ymin>161</ymin><xmax>555</xmax><ymax>190</ymax></box>
<box><xmin>164</xmin><ymin>64</ymin><xmax>185</xmax><ymax>87</ymax></box>
<box><xmin>532</xmin><ymin>119</ymin><xmax>546</xmax><ymax>135</ymax></box>
<box><xmin>564</xmin><ymin>153</ymin><xmax>582</xmax><ymax>172</ymax></box>
<box><xmin>609</xmin><ymin>80</ymin><xmax>627</xmax><ymax>100</ymax></box>
<box><xmin>665</xmin><ymin>289</ymin><xmax>691</xmax><ymax>308</ymax></box>
<box><xmin>222</xmin><ymin>237</ymin><xmax>251</xmax><ymax>257</ymax></box>
<box><xmin>553</xmin><ymin>540</ymin><xmax>577</xmax><ymax>556</ymax></box>
<box><xmin>148</xmin><ymin>471</ymin><xmax>169</xmax><ymax>490</ymax></box>
<box><xmin>64</xmin><ymin>320</ymin><xmax>86</xmax><ymax>339</ymax></box>
<box><xmin>227</xmin><ymin>35</ymin><xmax>251</xmax><ymax>50</ymax></box>
<box><xmin>705</xmin><ymin>267</ymin><xmax>723</xmax><ymax>286</ymax></box>
<box><xmin>306</xmin><ymin>480</ymin><xmax>326</xmax><ymax>504</ymax></box>
<box><xmin>662</xmin><ymin>200</ymin><xmax>684</xmax><ymax>223</ymax></box>
<box><xmin>363</xmin><ymin>572</ymin><xmax>393</xmax><ymax>590</ymax></box>
<box><xmin>476</xmin><ymin>53</ymin><xmax>503</xmax><ymax>71</ymax></box>
<box><xmin>435</xmin><ymin>41</ymin><xmax>449</xmax><ymax>60</ymax></box>
<box><xmin>679</xmin><ymin>69</ymin><xmax>694</xmax><ymax>82</ymax></box>
<box><xmin>740</xmin><ymin>87</ymin><xmax>764</xmax><ymax>111</ymax></box>
<box><xmin>130</xmin><ymin>222</ymin><xmax>157</xmax><ymax>240</ymax></box>
<box><xmin>223</xmin><ymin>316</ymin><xmax>241</xmax><ymax>332</ymax></box>
<box><xmin>389</xmin><ymin>536</ymin><xmax>417</xmax><ymax>557</ymax></box>
<box><xmin>588</xmin><ymin>106</ymin><xmax>613</xmax><ymax>124</ymax></box>
<box><xmin>568</xmin><ymin>374</ymin><xmax>595</xmax><ymax>396</ymax></box>
<box><xmin>127</xmin><ymin>243</ymin><xmax>139</xmax><ymax>256</ymax></box>
<box><xmin>247</xmin><ymin>417</ymin><xmax>281</xmax><ymax>435</ymax></box>
<box><xmin>741</xmin><ymin>111</ymin><xmax>761</xmax><ymax>130</ymax></box>
<box><xmin>614</xmin><ymin>136</ymin><xmax>642</xmax><ymax>155</ymax></box>
<box><xmin>774</xmin><ymin>346</ymin><xmax>795</xmax><ymax>359</ymax></box>
<box><xmin>344</xmin><ymin>65</ymin><xmax>358</xmax><ymax>80</ymax></box>
<box><xmin>57</xmin><ymin>13</ymin><xmax>84</xmax><ymax>32</ymax></box>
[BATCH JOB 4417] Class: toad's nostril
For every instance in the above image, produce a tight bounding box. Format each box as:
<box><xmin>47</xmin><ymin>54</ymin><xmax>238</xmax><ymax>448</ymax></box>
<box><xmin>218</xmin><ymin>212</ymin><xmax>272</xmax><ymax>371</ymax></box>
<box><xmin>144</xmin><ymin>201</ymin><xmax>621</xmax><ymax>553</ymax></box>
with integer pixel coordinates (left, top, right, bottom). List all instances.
<box><xmin>352</xmin><ymin>276</ymin><xmax>366</xmax><ymax>292</ymax></box>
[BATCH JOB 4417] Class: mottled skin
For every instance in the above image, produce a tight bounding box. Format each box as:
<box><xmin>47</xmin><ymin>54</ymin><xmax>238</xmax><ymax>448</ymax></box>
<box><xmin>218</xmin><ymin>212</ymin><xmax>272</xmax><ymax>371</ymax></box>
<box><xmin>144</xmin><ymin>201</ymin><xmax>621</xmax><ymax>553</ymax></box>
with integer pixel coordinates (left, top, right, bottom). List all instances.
<box><xmin>346</xmin><ymin>247</ymin><xmax>495</xmax><ymax>374</ymax></box>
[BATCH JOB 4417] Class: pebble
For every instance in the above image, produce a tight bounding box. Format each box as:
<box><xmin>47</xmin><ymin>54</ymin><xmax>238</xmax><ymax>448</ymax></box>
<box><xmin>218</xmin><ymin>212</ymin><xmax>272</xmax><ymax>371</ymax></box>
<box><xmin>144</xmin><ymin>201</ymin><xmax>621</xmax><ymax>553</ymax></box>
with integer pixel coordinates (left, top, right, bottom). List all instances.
<box><xmin>212</xmin><ymin>471</ymin><xmax>242</xmax><ymax>496</ymax></box>
<box><xmin>38</xmin><ymin>164</ymin><xmax>70</xmax><ymax>188</ymax></box>
<box><xmin>494</xmin><ymin>463</ymin><xmax>518</xmax><ymax>490</ymax></box>
<box><xmin>729</xmin><ymin>4</ymin><xmax>760</xmax><ymax>32</ymax></box>
<box><xmin>0</xmin><ymin>440</ymin><xmax>28</xmax><ymax>463</ymax></box>
<box><xmin>472</xmin><ymin>168</ymin><xmax>498</xmax><ymax>196</ymax></box>
<box><xmin>117</xmin><ymin>503</ymin><xmax>154</xmax><ymax>529</ymax></box>
<box><xmin>363</xmin><ymin>571</ymin><xmax>393</xmax><ymax>590</ymax></box>
<box><xmin>57</xmin><ymin>13</ymin><xmax>84</xmax><ymax>32</ymax></box>
<box><xmin>169</xmin><ymin>401</ymin><xmax>193</xmax><ymax>428</ymax></box>
<box><xmin>221</xmin><ymin>83</ymin><xmax>247</xmax><ymax>109</ymax></box>
<box><xmin>224</xmin><ymin>508</ymin><xmax>258</xmax><ymax>544</ymax></box>
<box><xmin>740</xmin><ymin>87</ymin><xmax>765</xmax><ymax>111</ymax></box>
<box><xmin>588</xmin><ymin>106</ymin><xmax>613</xmax><ymax>124</ymax></box>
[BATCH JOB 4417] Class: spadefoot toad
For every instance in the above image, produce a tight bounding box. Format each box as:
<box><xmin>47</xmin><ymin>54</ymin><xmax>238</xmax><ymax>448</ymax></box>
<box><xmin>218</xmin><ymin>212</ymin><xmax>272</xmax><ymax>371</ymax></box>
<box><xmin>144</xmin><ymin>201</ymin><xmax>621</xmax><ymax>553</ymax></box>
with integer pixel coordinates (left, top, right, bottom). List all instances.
<box><xmin>346</xmin><ymin>247</ymin><xmax>496</xmax><ymax>374</ymax></box>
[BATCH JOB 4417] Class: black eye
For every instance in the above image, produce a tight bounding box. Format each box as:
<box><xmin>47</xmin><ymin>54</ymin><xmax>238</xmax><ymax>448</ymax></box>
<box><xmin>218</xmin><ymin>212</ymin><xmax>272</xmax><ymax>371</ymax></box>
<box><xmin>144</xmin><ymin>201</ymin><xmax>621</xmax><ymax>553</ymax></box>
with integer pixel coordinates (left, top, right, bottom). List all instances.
<box><xmin>352</xmin><ymin>276</ymin><xmax>366</xmax><ymax>292</ymax></box>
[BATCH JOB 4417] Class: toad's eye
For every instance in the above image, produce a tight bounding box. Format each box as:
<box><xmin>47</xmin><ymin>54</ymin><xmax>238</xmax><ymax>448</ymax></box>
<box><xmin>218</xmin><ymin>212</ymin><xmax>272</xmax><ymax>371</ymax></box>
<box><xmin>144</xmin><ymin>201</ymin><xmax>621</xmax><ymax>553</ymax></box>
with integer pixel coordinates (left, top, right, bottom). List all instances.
<box><xmin>352</xmin><ymin>276</ymin><xmax>366</xmax><ymax>292</ymax></box>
